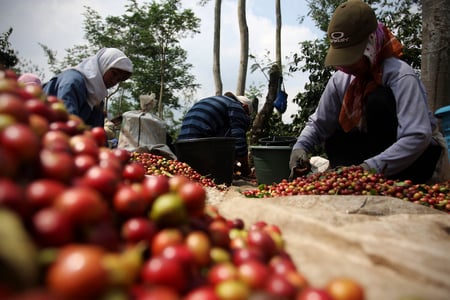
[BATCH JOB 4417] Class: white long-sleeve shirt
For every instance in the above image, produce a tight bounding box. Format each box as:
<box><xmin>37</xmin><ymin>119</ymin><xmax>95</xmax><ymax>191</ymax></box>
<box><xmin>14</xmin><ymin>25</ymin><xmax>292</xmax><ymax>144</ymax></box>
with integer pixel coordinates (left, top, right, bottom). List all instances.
<box><xmin>294</xmin><ymin>57</ymin><xmax>437</xmax><ymax>176</ymax></box>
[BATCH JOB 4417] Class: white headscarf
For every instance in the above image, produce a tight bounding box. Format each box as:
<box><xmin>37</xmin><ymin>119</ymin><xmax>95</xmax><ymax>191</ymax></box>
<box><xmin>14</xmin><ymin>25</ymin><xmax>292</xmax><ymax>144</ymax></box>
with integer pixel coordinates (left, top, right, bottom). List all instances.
<box><xmin>72</xmin><ymin>48</ymin><xmax>133</xmax><ymax>109</ymax></box>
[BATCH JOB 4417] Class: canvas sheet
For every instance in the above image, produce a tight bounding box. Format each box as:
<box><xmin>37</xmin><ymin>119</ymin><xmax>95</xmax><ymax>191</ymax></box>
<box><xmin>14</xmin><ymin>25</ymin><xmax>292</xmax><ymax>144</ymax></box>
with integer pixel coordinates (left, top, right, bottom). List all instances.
<box><xmin>118</xmin><ymin>111</ymin><xmax>167</xmax><ymax>150</ymax></box>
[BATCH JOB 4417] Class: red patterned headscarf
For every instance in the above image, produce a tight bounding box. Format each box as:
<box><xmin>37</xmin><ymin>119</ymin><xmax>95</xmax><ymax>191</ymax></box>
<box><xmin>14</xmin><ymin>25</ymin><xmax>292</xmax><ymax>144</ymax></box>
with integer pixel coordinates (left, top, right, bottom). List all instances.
<box><xmin>338</xmin><ymin>23</ymin><xmax>404</xmax><ymax>132</ymax></box>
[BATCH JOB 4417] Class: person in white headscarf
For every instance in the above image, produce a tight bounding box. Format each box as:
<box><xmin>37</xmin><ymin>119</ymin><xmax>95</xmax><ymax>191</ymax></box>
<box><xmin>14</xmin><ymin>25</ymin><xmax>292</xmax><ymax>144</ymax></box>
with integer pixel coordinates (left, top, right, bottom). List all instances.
<box><xmin>43</xmin><ymin>48</ymin><xmax>133</xmax><ymax>127</ymax></box>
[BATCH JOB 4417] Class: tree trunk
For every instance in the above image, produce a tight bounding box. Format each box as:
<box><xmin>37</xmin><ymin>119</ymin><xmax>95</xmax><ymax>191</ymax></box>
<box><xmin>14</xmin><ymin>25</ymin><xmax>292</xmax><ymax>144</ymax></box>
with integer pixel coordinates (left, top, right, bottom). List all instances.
<box><xmin>158</xmin><ymin>44</ymin><xmax>165</xmax><ymax>119</ymax></box>
<box><xmin>421</xmin><ymin>0</ymin><xmax>450</xmax><ymax>112</ymax></box>
<box><xmin>275</xmin><ymin>0</ymin><xmax>282</xmax><ymax>70</ymax></box>
<box><xmin>250</xmin><ymin>64</ymin><xmax>281</xmax><ymax>145</ymax></box>
<box><xmin>249</xmin><ymin>1</ymin><xmax>282</xmax><ymax>145</ymax></box>
<box><xmin>236</xmin><ymin>0</ymin><xmax>248</xmax><ymax>96</ymax></box>
<box><xmin>213</xmin><ymin>0</ymin><xmax>223</xmax><ymax>95</ymax></box>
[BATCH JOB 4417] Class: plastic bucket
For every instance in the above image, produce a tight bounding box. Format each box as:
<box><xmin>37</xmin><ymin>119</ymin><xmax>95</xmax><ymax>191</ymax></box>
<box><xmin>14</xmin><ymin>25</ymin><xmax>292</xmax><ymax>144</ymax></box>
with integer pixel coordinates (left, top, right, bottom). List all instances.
<box><xmin>174</xmin><ymin>137</ymin><xmax>236</xmax><ymax>185</ymax></box>
<box><xmin>258</xmin><ymin>136</ymin><xmax>297</xmax><ymax>147</ymax></box>
<box><xmin>251</xmin><ymin>145</ymin><xmax>292</xmax><ymax>185</ymax></box>
<box><xmin>435</xmin><ymin>105</ymin><xmax>450</xmax><ymax>160</ymax></box>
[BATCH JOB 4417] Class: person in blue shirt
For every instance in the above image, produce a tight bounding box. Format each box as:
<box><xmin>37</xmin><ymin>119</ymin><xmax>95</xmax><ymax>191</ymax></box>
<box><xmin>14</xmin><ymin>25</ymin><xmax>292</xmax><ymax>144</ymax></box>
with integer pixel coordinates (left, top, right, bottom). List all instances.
<box><xmin>289</xmin><ymin>0</ymin><xmax>449</xmax><ymax>183</ymax></box>
<box><xmin>178</xmin><ymin>92</ymin><xmax>254</xmax><ymax>177</ymax></box>
<box><xmin>43</xmin><ymin>48</ymin><xmax>133</xmax><ymax>128</ymax></box>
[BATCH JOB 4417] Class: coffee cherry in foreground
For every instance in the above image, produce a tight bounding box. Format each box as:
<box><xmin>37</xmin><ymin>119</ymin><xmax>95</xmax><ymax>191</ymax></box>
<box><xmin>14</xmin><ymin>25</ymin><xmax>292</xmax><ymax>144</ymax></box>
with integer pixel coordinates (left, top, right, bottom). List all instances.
<box><xmin>46</xmin><ymin>245</ymin><xmax>108</xmax><ymax>299</ymax></box>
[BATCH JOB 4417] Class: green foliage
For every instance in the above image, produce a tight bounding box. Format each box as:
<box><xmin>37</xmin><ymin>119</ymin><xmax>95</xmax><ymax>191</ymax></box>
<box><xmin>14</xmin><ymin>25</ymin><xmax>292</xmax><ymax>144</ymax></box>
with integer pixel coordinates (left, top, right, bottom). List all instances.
<box><xmin>263</xmin><ymin>112</ymin><xmax>296</xmax><ymax>139</ymax></box>
<box><xmin>372</xmin><ymin>0</ymin><xmax>422</xmax><ymax>69</ymax></box>
<box><xmin>306</xmin><ymin>0</ymin><xmax>342</xmax><ymax>32</ymax></box>
<box><xmin>246</xmin><ymin>83</ymin><xmax>264</xmax><ymax>101</ymax></box>
<box><xmin>0</xmin><ymin>28</ymin><xmax>44</xmax><ymax>78</ymax></box>
<box><xmin>0</xmin><ymin>28</ymin><xmax>18</xmax><ymax>69</ymax></box>
<box><xmin>42</xmin><ymin>0</ymin><xmax>201</xmax><ymax>126</ymax></box>
<box><xmin>13</xmin><ymin>58</ymin><xmax>45</xmax><ymax>80</ymax></box>
<box><xmin>107</xmin><ymin>94</ymin><xmax>135</xmax><ymax>119</ymax></box>
<box><xmin>248</xmin><ymin>50</ymin><xmax>298</xmax><ymax>141</ymax></box>
<box><xmin>115</xmin><ymin>0</ymin><xmax>201</xmax><ymax>117</ymax></box>
<box><xmin>46</xmin><ymin>44</ymin><xmax>97</xmax><ymax>76</ymax></box>
<box><xmin>289</xmin><ymin>38</ymin><xmax>331</xmax><ymax>135</ymax></box>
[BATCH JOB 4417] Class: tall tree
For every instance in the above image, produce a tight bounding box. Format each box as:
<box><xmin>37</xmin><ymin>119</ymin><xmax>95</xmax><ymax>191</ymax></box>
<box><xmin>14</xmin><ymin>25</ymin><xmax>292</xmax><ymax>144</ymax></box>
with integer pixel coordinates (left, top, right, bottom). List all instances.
<box><xmin>249</xmin><ymin>64</ymin><xmax>282</xmax><ymax>145</ymax></box>
<box><xmin>140</xmin><ymin>0</ymin><xmax>200</xmax><ymax>119</ymax></box>
<box><xmin>198</xmin><ymin>0</ymin><xmax>223</xmax><ymax>95</ymax></box>
<box><xmin>248</xmin><ymin>0</ymin><xmax>285</xmax><ymax>144</ymax></box>
<box><xmin>421</xmin><ymin>0</ymin><xmax>450</xmax><ymax>112</ymax></box>
<box><xmin>275</xmin><ymin>0</ymin><xmax>282</xmax><ymax>70</ymax></box>
<box><xmin>213</xmin><ymin>0</ymin><xmax>223</xmax><ymax>95</ymax></box>
<box><xmin>236</xmin><ymin>0</ymin><xmax>248</xmax><ymax>95</ymax></box>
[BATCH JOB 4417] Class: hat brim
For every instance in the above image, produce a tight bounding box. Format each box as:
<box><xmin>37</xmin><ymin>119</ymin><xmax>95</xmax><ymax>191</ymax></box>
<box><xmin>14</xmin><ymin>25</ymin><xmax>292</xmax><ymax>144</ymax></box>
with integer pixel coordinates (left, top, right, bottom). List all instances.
<box><xmin>324</xmin><ymin>36</ymin><xmax>369</xmax><ymax>67</ymax></box>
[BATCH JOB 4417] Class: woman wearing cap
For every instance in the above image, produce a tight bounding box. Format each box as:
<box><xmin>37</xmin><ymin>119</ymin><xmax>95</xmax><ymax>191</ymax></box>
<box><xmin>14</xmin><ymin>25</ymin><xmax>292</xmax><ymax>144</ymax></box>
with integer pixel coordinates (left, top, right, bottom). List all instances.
<box><xmin>178</xmin><ymin>91</ymin><xmax>255</xmax><ymax>177</ymax></box>
<box><xmin>289</xmin><ymin>0</ymin><xmax>449</xmax><ymax>183</ymax></box>
<box><xmin>43</xmin><ymin>48</ymin><xmax>133</xmax><ymax>128</ymax></box>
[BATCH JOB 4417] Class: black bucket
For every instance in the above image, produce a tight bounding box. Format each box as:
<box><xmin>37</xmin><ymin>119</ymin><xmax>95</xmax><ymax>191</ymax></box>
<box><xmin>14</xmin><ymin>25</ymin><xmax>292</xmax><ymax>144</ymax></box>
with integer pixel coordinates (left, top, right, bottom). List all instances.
<box><xmin>258</xmin><ymin>136</ymin><xmax>297</xmax><ymax>147</ymax></box>
<box><xmin>174</xmin><ymin>137</ymin><xmax>236</xmax><ymax>185</ymax></box>
<box><xmin>251</xmin><ymin>145</ymin><xmax>292</xmax><ymax>185</ymax></box>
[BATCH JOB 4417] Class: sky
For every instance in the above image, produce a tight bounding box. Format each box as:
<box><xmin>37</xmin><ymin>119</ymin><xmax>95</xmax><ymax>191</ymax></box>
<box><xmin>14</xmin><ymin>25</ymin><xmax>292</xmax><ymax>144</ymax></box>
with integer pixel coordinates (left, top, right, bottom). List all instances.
<box><xmin>0</xmin><ymin>0</ymin><xmax>322</xmax><ymax>123</ymax></box>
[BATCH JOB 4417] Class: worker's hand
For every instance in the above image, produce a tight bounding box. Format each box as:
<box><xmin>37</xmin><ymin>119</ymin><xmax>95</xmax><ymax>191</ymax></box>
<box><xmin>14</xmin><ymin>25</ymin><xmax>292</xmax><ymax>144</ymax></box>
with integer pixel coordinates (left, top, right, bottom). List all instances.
<box><xmin>289</xmin><ymin>148</ymin><xmax>311</xmax><ymax>180</ymax></box>
<box><xmin>359</xmin><ymin>162</ymin><xmax>371</xmax><ymax>171</ymax></box>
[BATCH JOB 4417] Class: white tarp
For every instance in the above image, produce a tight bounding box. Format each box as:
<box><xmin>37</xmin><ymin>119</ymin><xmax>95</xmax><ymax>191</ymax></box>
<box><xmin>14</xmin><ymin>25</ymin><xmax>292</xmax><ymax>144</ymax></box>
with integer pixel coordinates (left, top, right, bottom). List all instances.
<box><xmin>206</xmin><ymin>187</ymin><xmax>450</xmax><ymax>300</ymax></box>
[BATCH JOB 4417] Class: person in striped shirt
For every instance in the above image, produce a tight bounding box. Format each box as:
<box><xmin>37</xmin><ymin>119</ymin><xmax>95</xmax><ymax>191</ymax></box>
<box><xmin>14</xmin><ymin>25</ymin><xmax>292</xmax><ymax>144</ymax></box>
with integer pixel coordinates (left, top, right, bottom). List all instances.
<box><xmin>178</xmin><ymin>92</ymin><xmax>254</xmax><ymax>177</ymax></box>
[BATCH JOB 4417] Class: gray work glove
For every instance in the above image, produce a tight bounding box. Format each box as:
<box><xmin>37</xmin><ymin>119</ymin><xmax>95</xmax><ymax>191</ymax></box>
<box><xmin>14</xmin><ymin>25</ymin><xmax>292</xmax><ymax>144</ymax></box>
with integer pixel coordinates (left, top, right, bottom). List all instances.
<box><xmin>289</xmin><ymin>148</ymin><xmax>311</xmax><ymax>180</ymax></box>
<box><xmin>359</xmin><ymin>162</ymin><xmax>371</xmax><ymax>172</ymax></box>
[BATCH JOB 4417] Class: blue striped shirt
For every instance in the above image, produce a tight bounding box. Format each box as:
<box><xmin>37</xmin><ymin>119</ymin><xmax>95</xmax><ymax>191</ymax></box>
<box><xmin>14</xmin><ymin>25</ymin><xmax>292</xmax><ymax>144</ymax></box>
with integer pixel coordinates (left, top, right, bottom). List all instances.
<box><xmin>178</xmin><ymin>96</ymin><xmax>251</xmax><ymax>157</ymax></box>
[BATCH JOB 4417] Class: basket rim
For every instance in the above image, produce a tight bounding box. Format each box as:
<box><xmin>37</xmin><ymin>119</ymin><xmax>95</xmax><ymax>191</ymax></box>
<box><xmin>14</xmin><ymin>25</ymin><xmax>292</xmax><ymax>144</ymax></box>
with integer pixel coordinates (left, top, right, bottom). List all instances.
<box><xmin>175</xmin><ymin>137</ymin><xmax>237</xmax><ymax>144</ymax></box>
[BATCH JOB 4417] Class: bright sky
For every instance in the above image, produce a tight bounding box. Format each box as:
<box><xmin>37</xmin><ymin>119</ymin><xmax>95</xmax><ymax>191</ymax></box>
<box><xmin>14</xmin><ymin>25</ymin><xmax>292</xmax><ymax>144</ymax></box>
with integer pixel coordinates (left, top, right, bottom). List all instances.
<box><xmin>0</xmin><ymin>0</ymin><xmax>322</xmax><ymax>123</ymax></box>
